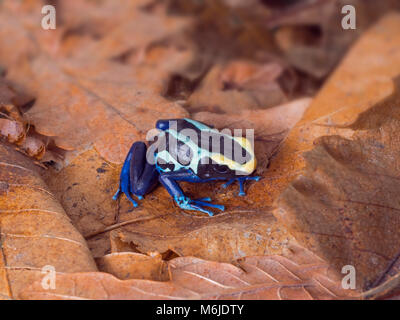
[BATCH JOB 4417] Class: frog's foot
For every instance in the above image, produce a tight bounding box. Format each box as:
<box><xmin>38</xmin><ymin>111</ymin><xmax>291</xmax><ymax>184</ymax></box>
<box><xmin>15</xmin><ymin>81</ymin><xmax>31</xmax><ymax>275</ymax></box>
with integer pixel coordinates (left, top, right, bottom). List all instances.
<box><xmin>222</xmin><ymin>176</ymin><xmax>261</xmax><ymax>196</ymax></box>
<box><xmin>175</xmin><ymin>196</ymin><xmax>224</xmax><ymax>216</ymax></box>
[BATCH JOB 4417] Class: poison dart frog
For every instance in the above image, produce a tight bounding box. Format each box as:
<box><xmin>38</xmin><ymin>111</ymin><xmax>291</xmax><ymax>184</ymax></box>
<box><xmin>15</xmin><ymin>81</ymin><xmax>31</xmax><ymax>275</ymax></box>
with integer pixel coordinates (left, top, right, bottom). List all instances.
<box><xmin>113</xmin><ymin>118</ymin><xmax>260</xmax><ymax>216</ymax></box>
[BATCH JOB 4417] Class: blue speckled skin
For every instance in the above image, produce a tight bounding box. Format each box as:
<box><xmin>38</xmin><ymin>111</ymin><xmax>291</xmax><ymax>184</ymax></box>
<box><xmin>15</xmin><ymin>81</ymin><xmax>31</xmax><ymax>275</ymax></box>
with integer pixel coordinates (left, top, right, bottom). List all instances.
<box><xmin>113</xmin><ymin>119</ymin><xmax>260</xmax><ymax>216</ymax></box>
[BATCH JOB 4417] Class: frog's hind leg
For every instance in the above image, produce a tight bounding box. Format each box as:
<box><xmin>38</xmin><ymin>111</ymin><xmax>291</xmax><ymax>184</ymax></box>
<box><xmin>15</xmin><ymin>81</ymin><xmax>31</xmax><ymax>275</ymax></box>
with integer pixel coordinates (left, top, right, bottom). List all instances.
<box><xmin>130</xmin><ymin>142</ymin><xmax>159</xmax><ymax>198</ymax></box>
<box><xmin>113</xmin><ymin>142</ymin><xmax>159</xmax><ymax>207</ymax></box>
<box><xmin>113</xmin><ymin>143</ymin><xmax>138</xmax><ymax>206</ymax></box>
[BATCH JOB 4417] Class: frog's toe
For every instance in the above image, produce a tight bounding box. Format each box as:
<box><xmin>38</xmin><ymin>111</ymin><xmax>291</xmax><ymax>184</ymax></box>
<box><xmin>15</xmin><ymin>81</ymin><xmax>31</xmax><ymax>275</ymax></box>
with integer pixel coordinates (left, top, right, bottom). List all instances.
<box><xmin>189</xmin><ymin>204</ymin><xmax>215</xmax><ymax>216</ymax></box>
<box><xmin>238</xmin><ymin>176</ymin><xmax>260</xmax><ymax>196</ymax></box>
<box><xmin>126</xmin><ymin>195</ymin><xmax>139</xmax><ymax>207</ymax></box>
<box><xmin>175</xmin><ymin>196</ymin><xmax>223</xmax><ymax>216</ymax></box>
<box><xmin>222</xmin><ymin>179</ymin><xmax>236</xmax><ymax>189</ymax></box>
<box><xmin>113</xmin><ymin>187</ymin><xmax>138</xmax><ymax>207</ymax></box>
<box><xmin>222</xmin><ymin>176</ymin><xmax>261</xmax><ymax>196</ymax></box>
<box><xmin>191</xmin><ymin>199</ymin><xmax>224</xmax><ymax>211</ymax></box>
<box><xmin>124</xmin><ymin>193</ymin><xmax>139</xmax><ymax>207</ymax></box>
<box><xmin>194</xmin><ymin>197</ymin><xmax>212</xmax><ymax>202</ymax></box>
<box><xmin>112</xmin><ymin>188</ymin><xmax>121</xmax><ymax>201</ymax></box>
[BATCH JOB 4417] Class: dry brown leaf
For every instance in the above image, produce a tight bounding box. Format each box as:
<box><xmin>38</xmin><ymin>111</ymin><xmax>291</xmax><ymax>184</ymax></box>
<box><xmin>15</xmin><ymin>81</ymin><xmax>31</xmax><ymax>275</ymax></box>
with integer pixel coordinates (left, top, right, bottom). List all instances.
<box><xmin>269</xmin><ymin>0</ymin><xmax>400</xmax><ymax>78</ymax></box>
<box><xmin>19</xmin><ymin>242</ymin><xmax>359</xmax><ymax>300</ymax></box>
<box><xmin>187</xmin><ymin>61</ymin><xmax>288</xmax><ymax>114</ymax></box>
<box><xmin>275</xmin><ymin>77</ymin><xmax>400</xmax><ymax>290</ymax></box>
<box><xmin>97</xmin><ymin>252</ymin><xmax>168</xmax><ymax>281</ymax></box>
<box><xmin>253</xmin><ymin>13</ymin><xmax>400</xmax><ymax>209</ymax></box>
<box><xmin>24</xmin><ymin>57</ymin><xmax>188</xmax><ymax>163</ymax></box>
<box><xmin>0</xmin><ymin>119</ymin><xmax>25</xmax><ymax>143</ymax></box>
<box><xmin>112</xmin><ymin>206</ymin><xmax>292</xmax><ymax>263</ymax></box>
<box><xmin>0</xmin><ymin>0</ymin><xmax>191</xmax><ymax>164</ymax></box>
<box><xmin>168</xmin><ymin>244</ymin><xmax>355</xmax><ymax>300</ymax></box>
<box><xmin>219</xmin><ymin>60</ymin><xmax>284</xmax><ymax>90</ymax></box>
<box><xmin>19</xmin><ymin>136</ymin><xmax>46</xmax><ymax>159</ymax></box>
<box><xmin>69</xmin><ymin>2</ymin><xmax>190</xmax><ymax>63</ymax></box>
<box><xmin>361</xmin><ymin>273</ymin><xmax>400</xmax><ymax>300</ymax></box>
<box><xmin>54</xmin><ymin>0</ymin><xmax>190</xmax><ymax>60</ymax></box>
<box><xmin>0</xmin><ymin>83</ymin><xmax>59</xmax><ymax>162</ymax></box>
<box><xmin>42</xmin><ymin>148</ymin><xmax>119</xmax><ymax>258</ymax></box>
<box><xmin>0</xmin><ymin>141</ymin><xmax>96</xmax><ymax>299</ymax></box>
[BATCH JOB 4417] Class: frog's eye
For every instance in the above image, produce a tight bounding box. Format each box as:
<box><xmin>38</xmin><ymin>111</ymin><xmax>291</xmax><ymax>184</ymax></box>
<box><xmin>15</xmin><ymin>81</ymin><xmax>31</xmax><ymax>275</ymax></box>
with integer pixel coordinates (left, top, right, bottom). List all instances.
<box><xmin>213</xmin><ymin>164</ymin><xmax>230</xmax><ymax>173</ymax></box>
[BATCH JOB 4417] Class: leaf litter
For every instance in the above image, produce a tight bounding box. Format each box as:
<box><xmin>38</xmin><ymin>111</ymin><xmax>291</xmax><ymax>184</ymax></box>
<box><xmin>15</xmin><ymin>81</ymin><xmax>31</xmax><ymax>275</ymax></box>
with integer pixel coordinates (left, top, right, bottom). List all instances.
<box><xmin>0</xmin><ymin>0</ymin><xmax>399</xmax><ymax>299</ymax></box>
<box><xmin>19</xmin><ymin>242</ymin><xmax>358</xmax><ymax>300</ymax></box>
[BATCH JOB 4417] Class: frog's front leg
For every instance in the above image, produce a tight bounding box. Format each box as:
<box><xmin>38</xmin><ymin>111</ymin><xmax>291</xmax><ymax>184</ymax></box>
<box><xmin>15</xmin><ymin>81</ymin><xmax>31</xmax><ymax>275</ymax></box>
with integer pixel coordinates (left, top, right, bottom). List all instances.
<box><xmin>113</xmin><ymin>141</ymin><xmax>159</xmax><ymax>207</ymax></box>
<box><xmin>159</xmin><ymin>170</ymin><xmax>224</xmax><ymax>216</ymax></box>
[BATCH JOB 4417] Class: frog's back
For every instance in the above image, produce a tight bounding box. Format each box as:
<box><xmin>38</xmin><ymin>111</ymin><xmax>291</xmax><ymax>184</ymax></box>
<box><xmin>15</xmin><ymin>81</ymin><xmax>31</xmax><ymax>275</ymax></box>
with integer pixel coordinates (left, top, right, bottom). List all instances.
<box><xmin>153</xmin><ymin>119</ymin><xmax>256</xmax><ymax>177</ymax></box>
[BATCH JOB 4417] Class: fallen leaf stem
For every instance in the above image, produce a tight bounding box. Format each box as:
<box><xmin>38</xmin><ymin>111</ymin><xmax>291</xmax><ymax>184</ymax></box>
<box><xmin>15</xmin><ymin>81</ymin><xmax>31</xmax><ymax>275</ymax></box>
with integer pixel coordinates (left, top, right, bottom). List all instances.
<box><xmin>361</xmin><ymin>272</ymin><xmax>400</xmax><ymax>300</ymax></box>
<box><xmin>84</xmin><ymin>215</ymin><xmax>157</xmax><ymax>239</ymax></box>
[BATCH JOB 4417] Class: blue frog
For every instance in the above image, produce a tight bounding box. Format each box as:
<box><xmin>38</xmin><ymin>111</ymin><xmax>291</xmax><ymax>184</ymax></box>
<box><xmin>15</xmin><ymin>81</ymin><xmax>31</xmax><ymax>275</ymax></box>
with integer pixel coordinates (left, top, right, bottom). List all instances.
<box><xmin>113</xmin><ymin>118</ymin><xmax>260</xmax><ymax>216</ymax></box>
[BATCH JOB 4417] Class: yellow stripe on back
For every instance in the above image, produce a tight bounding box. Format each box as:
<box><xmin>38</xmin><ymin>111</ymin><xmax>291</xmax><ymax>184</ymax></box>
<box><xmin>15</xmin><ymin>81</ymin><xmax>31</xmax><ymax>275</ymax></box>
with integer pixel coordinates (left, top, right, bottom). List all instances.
<box><xmin>210</xmin><ymin>135</ymin><xmax>256</xmax><ymax>174</ymax></box>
